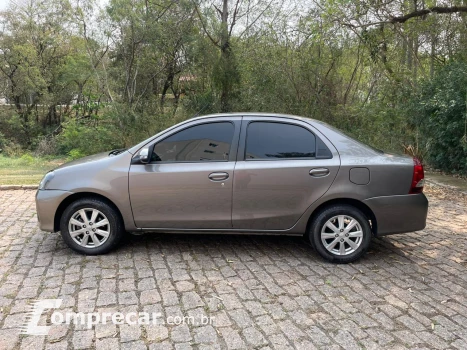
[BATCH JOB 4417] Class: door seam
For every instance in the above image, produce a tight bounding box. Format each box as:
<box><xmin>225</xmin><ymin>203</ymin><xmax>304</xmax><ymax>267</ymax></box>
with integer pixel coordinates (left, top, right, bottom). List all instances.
<box><xmin>230</xmin><ymin>117</ymin><xmax>243</xmax><ymax>228</ymax></box>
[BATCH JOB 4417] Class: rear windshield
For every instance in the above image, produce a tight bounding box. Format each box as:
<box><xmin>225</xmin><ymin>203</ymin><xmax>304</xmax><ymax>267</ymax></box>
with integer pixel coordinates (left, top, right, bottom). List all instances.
<box><xmin>317</xmin><ymin>121</ymin><xmax>384</xmax><ymax>154</ymax></box>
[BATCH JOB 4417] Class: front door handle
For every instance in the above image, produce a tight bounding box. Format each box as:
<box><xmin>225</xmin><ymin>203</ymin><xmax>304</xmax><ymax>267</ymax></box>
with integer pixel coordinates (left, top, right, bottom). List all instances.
<box><xmin>208</xmin><ymin>172</ymin><xmax>229</xmax><ymax>181</ymax></box>
<box><xmin>309</xmin><ymin>168</ymin><xmax>330</xmax><ymax>177</ymax></box>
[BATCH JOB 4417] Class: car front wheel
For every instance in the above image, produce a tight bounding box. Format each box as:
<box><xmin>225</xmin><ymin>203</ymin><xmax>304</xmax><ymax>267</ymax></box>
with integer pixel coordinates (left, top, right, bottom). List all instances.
<box><xmin>309</xmin><ymin>204</ymin><xmax>372</xmax><ymax>263</ymax></box>
<box><xmin>60</xmin><ymin>197</ymin><xmax>124</xmax><ymax>255</ymax></box>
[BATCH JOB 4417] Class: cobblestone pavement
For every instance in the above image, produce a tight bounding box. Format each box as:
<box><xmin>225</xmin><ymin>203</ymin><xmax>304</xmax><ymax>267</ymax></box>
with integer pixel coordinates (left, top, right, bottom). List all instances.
<box><xmin>0</xmin><ymin>189</ymin><xmax>466</xmax><ymax>350</ymax></box>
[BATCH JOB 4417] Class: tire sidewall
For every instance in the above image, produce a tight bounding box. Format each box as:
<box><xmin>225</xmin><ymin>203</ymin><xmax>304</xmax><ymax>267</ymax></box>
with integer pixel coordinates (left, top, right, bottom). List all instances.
<box><xmin>310</xmin><ymin>205</ymin><xmax>372</xmax><ymax>263</ymax></box>
<box><xmin>60</xmin><ymin>198</ymin><xmax>123</xmax><ymax>255</ymax></box>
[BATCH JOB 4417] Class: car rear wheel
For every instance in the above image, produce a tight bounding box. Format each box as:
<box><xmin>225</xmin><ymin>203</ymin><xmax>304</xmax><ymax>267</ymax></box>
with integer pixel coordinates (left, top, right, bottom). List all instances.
<box><xmin>309</xmin><ymin>204</ymin><xmax>372</xmax><ymax>263</ymax></box>
<box><xmin>60</xmin><ymin>198</ymin><xmax>124</xmax><ymax>255</ymax></box>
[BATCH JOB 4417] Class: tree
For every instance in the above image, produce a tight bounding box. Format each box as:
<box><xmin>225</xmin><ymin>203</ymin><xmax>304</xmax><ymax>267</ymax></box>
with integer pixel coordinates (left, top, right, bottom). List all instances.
<box><xmin>0</xmin><ymin>0</ymin><xmax>75</xmax><ymax>140</ymax></box>
<box><xmin>194</xmin><ymin>0</ymin><xmax>276</xmax><ymax>112</ymax></box>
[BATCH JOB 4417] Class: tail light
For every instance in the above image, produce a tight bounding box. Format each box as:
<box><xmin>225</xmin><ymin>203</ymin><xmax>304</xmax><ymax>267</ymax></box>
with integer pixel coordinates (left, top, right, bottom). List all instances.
<box><xmin>409</xmin><ymin>157</ymin><xmax>424</xmax><ymax>194</ymax></box>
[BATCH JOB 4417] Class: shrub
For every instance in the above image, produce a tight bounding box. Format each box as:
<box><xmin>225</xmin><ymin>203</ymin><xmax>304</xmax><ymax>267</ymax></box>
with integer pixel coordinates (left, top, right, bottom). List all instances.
<box><xmin>410</xmin><ymin>62</ymin><xmax>467</xmax><ymax>174</ymax></box>
<box><xmin>0</xmin><ymin>130</ymin><xmax>26</xmax><ymax>157</ymax></box>
<box><xmin>57</xmin><ymin>120</ymin><xmax>123</xmax><ymax>156</ymax></box>
<box><xmin>34</xmin><ymin>137</ymin><xmax>59</xmax><ymax>157</ymax></box>
<box><xmin>2</xmin><ymin>141</ymin><xmax>24</xmax><ymax>157</ymax></box>
<box><xmin>68</xmin><ymin>149</ymin><xmax>86</xmax><ymax>160</ymax></box>
<box><xmin>0</xmin><ymin>132</ymin><xmax>6</xmax><ymax>153</ymax></box>
<box><xmin>20</xmin><ymin>153</ymin><xmax>35</xmax><ymax>164</ymax></box>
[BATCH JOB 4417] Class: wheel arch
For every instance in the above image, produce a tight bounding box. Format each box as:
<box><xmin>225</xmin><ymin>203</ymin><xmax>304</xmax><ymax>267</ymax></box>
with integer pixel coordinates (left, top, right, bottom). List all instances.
<box><xmin>54</xmin><ymin>192</ymin><xmax>125</xmax><ymax>232</ymax></box>
<box><xmin>306</xmin><ymin>198</ymin><xmax>377</xmax><ymax>236</ymax></box>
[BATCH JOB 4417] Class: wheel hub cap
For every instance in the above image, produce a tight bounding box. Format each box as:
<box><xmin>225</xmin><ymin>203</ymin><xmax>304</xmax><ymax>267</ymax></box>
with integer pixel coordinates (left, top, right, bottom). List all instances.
<box><xmin>68</xmin><ymin>208</ymin><xmax>110</xmax><ymax>248</ymax></box>
<box><xmin>321</xmin><ymin>215</ymin><xmax>363</xmax><ymax>256</ymax></box>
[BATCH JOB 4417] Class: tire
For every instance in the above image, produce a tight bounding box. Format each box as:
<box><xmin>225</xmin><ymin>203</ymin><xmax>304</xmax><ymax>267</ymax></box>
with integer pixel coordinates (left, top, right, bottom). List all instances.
<box><xmin>60</xmin><ymin>197</ymin><xmax>124</xmax><ymax>255</ymax></box>
<box><xmin>308</xmin><ymin>204</ymin><xmax>372</xmax><ymax>263</ymax></box>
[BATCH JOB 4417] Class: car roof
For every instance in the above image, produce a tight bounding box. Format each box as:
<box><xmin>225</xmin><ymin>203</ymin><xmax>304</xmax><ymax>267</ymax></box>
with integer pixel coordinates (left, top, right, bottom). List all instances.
<box><xmin>189</xmin><ymin>112</ymin><xmax>319</xmax><ymax>124</ymax></box>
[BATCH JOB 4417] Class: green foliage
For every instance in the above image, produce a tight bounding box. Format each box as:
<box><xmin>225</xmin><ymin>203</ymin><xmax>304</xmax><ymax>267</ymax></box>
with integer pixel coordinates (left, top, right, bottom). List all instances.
<box><xmin>184</xmin><ymin>90</ymin><xmax>218</xmax><ymax>115</ymax></box>
<box><xmin>409</xmin><ymin>62</ymin><xmax>467</xmax><ymax>173</ymax></box>
<box><xmin>1</xmin><ymin>0</ymin><xmax>467</xmax><ymax>176</ymax></box>
<box><xmin>213</xmin><ymin>48</ymin><xmax>241</xmax><ymax>111</ymax></box>
<box><xmin>0</xmin><ymin>129</ymin><xmax>24</xmax><ymax>157</ymax></box>
<box><xmin>335</xmin><ymin>81</ymin><xmax>416</xmax><ymax>154</ymax></box>
<box><xmin>19</xmin><ymin>153</ymin><xmax>35</xmax><ymax>164</ymax></box>
<box><xmin>68</xmin><ymin>149</ymin><xmax>86</xmax><ymax>160</ymax></box>
<box><xmin>0</xmin><ymin>132</ymin><xmax>6</xmax><ymax>152</ymax></box>
<box><xmin>57</xmin><ymin>120</ymin><xmax>122</xmax><ymax>156</ymax></box>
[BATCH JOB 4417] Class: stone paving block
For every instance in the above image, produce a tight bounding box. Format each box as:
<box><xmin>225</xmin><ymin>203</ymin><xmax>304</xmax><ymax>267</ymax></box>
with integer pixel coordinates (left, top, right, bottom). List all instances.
<box><xmin>119</xmin><ymin>324</ymin><xmax>142</xmax><ymax>342</ymax></box>
<box><xmin>72</xmin><ymin>330</ymin><xmax>94</xmax><ymax>349</ymax></box>
<box><xmin>181</xmin><ymin>291</ymin><xmax>204</xmax><ymax>310</ymax></box>
<box><xmin>123</xmin><ymin>340</ymin><xmax>148</xmax><ymax>350</ymax></box>
<box><xmin>242</xmin><ymin>327</ymin><xmax>267</xmax><ymax>347</ymax></box>
<box><xmin>219</xmin><ymin>327</ymin><xmax>245</xmax><ymax>350</ymax></box>
<box><xmin>146</xmin><ymin>324</ymin><xmax>169</xmax><ymax>342</ymax></box>
<box><xmin>20</xmin><ymin>335</ymin><xmax>44</xmax><ymax>350</ymax></box>
<box><xmin>170</xmin><ymin>324</ymin><xmax>192</xmax><ymax>343</ymax></box>
<box><xmin>194</xmin><ymin>325</ymin><xmax>218</xmax><ymax>344</ymax></box>
<box><xmin>96</xmin><ymin>337</ymin><xmax>119</xmax><ymax>350</ymax></box>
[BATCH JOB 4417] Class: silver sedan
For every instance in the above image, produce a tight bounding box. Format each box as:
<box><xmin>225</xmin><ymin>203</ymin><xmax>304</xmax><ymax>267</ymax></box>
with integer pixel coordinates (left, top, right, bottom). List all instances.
<box><xmin>36</xmin><ymin>113</ymin><xmax>428</xmax><ymax>263</ymax></box>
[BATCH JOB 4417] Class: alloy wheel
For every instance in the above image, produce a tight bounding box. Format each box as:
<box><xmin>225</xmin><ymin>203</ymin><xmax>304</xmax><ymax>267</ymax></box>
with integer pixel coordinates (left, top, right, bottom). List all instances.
<box><xmin>68</xmin><ymin>208</ymin><xmax>110</xmax><ymax>248</ymax></box>
<box><xmin>320</xmin><ymin>215</ymin><xmax>363</xmax><ymax>256</ymax></box>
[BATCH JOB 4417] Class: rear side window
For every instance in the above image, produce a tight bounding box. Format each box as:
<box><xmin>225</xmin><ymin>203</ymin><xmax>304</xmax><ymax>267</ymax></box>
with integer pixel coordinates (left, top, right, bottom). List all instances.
<box><xmin>245</xmin><ymin>122</ymin><xmax>316</xmax><ymax>159</ymax></box>
<box><xmin>316</xmin><ymin>137</ymin><xmax>333</xmax><ymax>159</ymax></box>
<box><xmin>152</xmin><ymin>122</ymin><xmax>234</xmax><ymax>162</ymax></box>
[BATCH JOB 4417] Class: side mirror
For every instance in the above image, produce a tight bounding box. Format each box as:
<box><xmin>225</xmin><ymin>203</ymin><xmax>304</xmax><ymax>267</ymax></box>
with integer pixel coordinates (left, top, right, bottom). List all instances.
<box><xmin>139</xmin><ymin>147</ymin><xmax>150</xmax><ymax>164</ymax></box>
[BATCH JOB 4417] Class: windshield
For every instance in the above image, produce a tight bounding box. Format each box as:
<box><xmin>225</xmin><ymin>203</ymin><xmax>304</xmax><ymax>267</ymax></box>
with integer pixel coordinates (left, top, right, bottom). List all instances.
<box><xmin>316</xmin><ymin>121</ymin><xmax>384</xmax><ymax>154</ymax></box>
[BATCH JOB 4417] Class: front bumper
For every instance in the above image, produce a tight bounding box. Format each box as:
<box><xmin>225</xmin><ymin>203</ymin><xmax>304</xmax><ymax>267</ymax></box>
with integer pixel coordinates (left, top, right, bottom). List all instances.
<box><xmin>363</xmin><ymin>193</ymin><xmax>428</xmax><ymax>236</ymax></box>
<box><xmin>35</xmin><ymin>190</ymin><xmax>73</xmax><ymax>232</ymax></box>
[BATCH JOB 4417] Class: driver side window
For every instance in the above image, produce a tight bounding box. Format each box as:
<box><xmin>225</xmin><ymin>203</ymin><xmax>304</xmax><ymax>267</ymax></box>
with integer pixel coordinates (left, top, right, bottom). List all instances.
<box><xmin>152</xmin><ymin>122</ymin><xmax>234</xmax><ymax>162</ymax></box>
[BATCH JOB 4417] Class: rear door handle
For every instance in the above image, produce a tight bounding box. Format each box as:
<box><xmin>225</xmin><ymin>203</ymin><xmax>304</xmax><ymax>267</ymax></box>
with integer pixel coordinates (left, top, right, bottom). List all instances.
<box><xmin>208</xmin><ymin>172</ymin><xmax>229</xmax><ymax>181</ymax></box>
<box><xmin>309</xmin><ymin>168</ymin><xmax>330</xmax><ymax>177</ymax></box>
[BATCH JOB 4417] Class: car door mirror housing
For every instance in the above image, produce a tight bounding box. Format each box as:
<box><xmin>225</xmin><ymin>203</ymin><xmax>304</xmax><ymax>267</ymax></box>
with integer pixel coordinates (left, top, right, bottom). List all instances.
<box><xmin>139</xmin><ymin>147</ymin><xmax>150</xmax><ymax>164</ymax></box>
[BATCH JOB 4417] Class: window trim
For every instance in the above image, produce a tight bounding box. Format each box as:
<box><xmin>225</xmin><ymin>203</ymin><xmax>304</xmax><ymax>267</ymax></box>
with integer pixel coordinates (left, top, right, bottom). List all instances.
<box><xmin>243</xmin><ymin>121</ymin><xmax>319</xmax><ymax>161</ymax></box>
<box><xmin>148</xmin><ymin>121</ymin><xmax>238</xmax><ymax>164</ymax></box>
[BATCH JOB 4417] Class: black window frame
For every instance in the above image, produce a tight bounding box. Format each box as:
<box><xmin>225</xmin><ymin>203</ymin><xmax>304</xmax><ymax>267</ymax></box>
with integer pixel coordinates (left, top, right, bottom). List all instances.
<box><xmin>240</xmin><ymin>120</ymin><xmax>332</xmax><ymax>161</ymax></box>
<box><xmin>146</xmin><ymin>120</ymin><xmax>239</xmax><ymax>164</ymax></box>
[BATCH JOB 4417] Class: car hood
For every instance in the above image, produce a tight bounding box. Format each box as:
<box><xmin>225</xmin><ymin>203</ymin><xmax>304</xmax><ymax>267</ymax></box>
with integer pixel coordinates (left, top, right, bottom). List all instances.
<box><xmin>55</xmin><ymin>152</ymin><xmax>111</xmax><ymax>170</ymax></box>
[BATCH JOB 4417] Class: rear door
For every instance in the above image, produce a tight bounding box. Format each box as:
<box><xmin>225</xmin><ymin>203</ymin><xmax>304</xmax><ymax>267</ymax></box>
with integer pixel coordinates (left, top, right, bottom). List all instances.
<box><xmin>129</xmin><ymin>117</ymin><xmax>241</xmax><ymax>229</ymax></box>
<box><xmin>232</xmin><ymin>117</ymin><xmax>340</xmax><ymax>230</ymax></box>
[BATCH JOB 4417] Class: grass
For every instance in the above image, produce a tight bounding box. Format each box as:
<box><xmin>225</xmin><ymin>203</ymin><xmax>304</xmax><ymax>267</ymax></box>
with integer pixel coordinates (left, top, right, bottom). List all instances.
<box><xmin>0</xmin><ymin>155</ymin><xmax>66</xmax><ymax>185</ymax></box>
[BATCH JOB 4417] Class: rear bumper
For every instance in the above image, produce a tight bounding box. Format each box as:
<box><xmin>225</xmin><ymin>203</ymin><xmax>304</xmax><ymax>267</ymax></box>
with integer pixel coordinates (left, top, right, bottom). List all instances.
<box><xmin>36</xmin><ymin>189</ymin><xmax>73</xmax><ymax>232</ymax></box>
<box><xmin>363</xmin><ymin>193</ymin><xmax>428</xmax><ymax>236</ymax></box>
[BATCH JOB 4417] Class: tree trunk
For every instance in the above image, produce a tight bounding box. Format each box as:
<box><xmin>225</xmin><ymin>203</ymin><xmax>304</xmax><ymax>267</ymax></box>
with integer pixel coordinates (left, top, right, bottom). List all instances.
<box><xmin>219</xmin><ymin>46</ymin><xmax>232</xmax><ymax>112</ymax></box>
<box><xmin>161</xmin><ymin>55</ymin><xmax>177</xmax><ymax>108</ymax></box>
<box><xmin>461</xmin><ymin>0</ymin><xmax>467</xmax><ymax>53</ymax></box>
<box><xmin>430</xmin><ymin>32</ymin><xmax>436</xmax><ymax>78</ymax></box>
<box><xmin>47</xmin><ymin>104</ymin><xmax>57</xmax><ymax>126</ymax></box>
<box><xmin>220</xmin><ymin>0</ymin><xmax>231</xmax><ymax>112</ymax></box>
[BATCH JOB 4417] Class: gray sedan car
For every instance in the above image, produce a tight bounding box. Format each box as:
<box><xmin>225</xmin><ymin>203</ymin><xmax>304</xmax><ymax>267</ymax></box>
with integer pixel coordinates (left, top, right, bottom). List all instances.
<box><xmin>36</xmin><ymin>113</ymin><xmax>428</xmax><ymax>263</ymax></box>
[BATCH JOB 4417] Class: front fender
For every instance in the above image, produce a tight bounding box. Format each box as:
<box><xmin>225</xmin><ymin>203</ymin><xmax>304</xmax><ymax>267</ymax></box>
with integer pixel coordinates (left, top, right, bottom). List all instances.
<box><xmin>44</xmin><ymin>152</ymin><xmax>136</xmax><ymax>231</ymax></box>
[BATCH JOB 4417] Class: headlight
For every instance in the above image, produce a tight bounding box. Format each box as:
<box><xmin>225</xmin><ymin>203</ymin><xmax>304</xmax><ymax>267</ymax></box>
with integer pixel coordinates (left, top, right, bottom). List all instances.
<box><xmin>38</xmin><ymin>171</ymin><xmax>55</xmax><ymax>190</ymax></box>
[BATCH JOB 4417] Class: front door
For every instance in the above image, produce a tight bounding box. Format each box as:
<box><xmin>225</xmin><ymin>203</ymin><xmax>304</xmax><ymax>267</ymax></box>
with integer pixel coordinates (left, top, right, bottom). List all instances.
<box><xmin>232</xmin><ymin>118</ymin><xmax>340</xmax><ymax>230</ymax></box>
<box><xmin>129</xmin><ymin>119</ymin><xmax>240</xmax><ymax>228</ymax></box>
